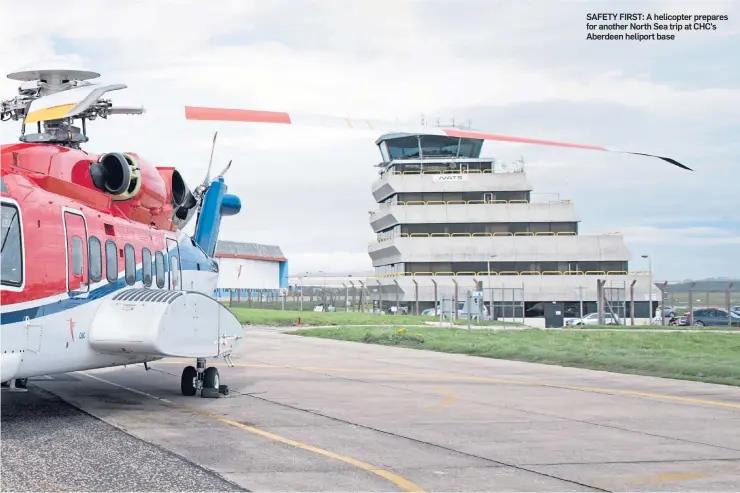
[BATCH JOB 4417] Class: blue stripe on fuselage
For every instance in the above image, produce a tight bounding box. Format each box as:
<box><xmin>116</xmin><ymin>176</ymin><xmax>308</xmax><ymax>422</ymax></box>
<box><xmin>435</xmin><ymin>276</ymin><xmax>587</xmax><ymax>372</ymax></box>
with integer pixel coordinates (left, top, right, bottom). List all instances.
<box><xmin>0</xmin><ymin>236</ymin><xmax>218</xmax><ymax>325</ymax></box>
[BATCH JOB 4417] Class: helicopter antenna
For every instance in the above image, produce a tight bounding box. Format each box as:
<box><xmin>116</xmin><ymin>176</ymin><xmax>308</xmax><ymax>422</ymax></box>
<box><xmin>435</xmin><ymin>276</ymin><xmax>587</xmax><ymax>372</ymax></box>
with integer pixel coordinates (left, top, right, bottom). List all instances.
<box><xmin>205</xmin><ymin>131</ymin><xmax>218</xmax><ymax>185</ymax></box>
<box><xmin>192</xmin><ymin>131</ymin><xmax>220</xmax><ymax>201</ymax></box>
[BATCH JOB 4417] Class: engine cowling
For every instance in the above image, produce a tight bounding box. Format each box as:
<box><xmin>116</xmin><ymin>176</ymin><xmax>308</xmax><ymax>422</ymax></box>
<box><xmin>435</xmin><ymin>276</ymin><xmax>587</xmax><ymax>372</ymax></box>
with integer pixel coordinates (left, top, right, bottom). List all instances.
<box><xmin>89</xmin><ymin>152</ymin><xmax>167</xmax><ymax>209</ymax></box>
<box><xmin>89</xmin><ymin>152</ymin><xmax>140</xmax><ymax>200</ymax></box>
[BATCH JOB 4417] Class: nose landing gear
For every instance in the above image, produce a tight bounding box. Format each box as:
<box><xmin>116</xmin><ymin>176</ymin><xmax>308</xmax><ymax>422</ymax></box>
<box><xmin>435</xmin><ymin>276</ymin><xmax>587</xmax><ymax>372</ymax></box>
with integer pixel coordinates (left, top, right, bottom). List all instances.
<box><xmin>180</xmin><ymin>358</ymin><xmax>229</xmax><ymax>398</ymax></box>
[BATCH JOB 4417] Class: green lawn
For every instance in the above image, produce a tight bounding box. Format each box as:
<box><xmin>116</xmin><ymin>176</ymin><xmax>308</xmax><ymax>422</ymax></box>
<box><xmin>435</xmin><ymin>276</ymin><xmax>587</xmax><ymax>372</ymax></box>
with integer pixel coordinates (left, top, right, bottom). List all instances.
<box><xmin>288</xmin><ymin>326</ymin><xmax>740</xmax><ymax>386</ymax></box>
<box><xmin>229</xmin><ymin>307</ymin><xmax>518</xmax><ymax>327</ymax></box>
<box><xmin>230</xmin><ymin>307</ymin><xmax>430</xmax><ymax>327</ymax></box>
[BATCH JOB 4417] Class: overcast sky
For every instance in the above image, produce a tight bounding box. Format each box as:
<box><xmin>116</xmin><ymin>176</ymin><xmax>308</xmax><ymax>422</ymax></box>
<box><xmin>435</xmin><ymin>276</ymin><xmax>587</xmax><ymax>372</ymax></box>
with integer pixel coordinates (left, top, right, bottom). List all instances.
<box><xmin>2</xmin><ymin>0</ymin><xmax>738</xmax><ymax>281</ymax></box>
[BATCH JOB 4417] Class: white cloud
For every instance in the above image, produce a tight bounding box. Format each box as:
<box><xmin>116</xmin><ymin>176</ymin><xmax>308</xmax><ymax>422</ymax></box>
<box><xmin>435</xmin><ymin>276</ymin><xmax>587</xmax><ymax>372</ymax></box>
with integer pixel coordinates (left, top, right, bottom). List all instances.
<box><xmin>1</xmin><ymin>0</ymin><xmax>737</xmax><ymax>279</ymax></box>
<box><xmin>622</xmin><ymin>226</ymin><xmax>740</xmax><ymax>245</ymax></box>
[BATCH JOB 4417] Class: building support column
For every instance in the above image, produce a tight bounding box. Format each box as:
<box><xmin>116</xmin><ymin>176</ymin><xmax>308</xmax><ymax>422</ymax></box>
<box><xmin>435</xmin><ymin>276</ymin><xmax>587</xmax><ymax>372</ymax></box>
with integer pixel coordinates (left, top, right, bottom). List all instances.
<box><xmin>412</xmin><ymin>279</ymin><xmax>419</xmax><ymax>315</ymax></box>
<box><xmin>629</xmin><ymin>280</ymin><xmax>637</xmax><ymax>326</ymax></box>
<box><xmin>597</xmin><ymin>279</ymin><xmax>605</xmax><ymax>325</ymax></box>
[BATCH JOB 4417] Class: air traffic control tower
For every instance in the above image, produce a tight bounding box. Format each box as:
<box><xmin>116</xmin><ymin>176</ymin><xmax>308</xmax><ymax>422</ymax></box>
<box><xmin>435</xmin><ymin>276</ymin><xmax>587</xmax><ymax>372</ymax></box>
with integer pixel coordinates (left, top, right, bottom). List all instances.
<box><xmin>367</xmin><ymin>131</ymin><xmax>660</xmax><ymax>320</ymax></box>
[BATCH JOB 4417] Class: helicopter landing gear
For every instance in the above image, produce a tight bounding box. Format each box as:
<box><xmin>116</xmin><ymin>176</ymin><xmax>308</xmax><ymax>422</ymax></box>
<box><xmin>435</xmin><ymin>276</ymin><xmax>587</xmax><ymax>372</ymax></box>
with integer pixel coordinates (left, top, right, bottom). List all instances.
<box><xmin>1</xmin><ymin>378</ymin><xmax>29</xmax><ymax>392</ymax></box>
<box><xmin>180</xmin><ymin>358</ymin><xmax>229</xmax><ymax>398</ymax></box>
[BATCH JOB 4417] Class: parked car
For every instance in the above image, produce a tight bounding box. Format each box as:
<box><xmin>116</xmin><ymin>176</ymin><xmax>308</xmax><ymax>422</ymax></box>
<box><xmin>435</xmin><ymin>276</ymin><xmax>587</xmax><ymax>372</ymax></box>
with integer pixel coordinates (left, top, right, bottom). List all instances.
<box><xmin>564</xmin><ymin>312</ymin><xmax>619</xmax><ymax>326</ymax></box>
<box><xmin>687</xmin><ymin>308</ymin><xmax>740</xmax><ymax>327</ymax></box>
<box><xmin>313</xmin><ymin>304</ymin><xmax>336</xmax><ymax>312</ymax></box>
<box><xmin>420</xmin><ymin>308</ymin><xmax>437</xmax><ymax>316</ymax></box>
<box><xmin>659</xmin><ymin>306</ymin><xmax>677</xmax><ymax>317</ymax></box>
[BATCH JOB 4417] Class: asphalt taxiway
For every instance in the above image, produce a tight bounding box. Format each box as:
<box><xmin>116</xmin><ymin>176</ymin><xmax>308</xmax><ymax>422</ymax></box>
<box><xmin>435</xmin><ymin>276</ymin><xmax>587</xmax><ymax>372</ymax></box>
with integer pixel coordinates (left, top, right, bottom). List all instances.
<box><xmin>3</xmin><ymin>327</ymin><xmax>740</xmax><ymax>492</ymax></box>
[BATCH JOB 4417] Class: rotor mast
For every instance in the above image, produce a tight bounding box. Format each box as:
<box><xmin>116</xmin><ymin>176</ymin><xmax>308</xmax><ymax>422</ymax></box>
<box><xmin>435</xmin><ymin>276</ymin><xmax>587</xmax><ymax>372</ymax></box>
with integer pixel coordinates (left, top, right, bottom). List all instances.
<box><xmin>0</xmin><ymin>67</ymin><xmax>145</xmax><ymax>148</ymax></box>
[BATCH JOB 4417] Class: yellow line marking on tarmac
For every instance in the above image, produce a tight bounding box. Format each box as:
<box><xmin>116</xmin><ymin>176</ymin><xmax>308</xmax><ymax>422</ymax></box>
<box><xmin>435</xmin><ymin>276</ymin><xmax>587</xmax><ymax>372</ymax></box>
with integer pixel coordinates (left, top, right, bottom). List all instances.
<box><xmin>429</xmin><ymin>386</ymin><xmax>456</xmax><ymax>408</ymax></box>
<box><xmin>641</xmin><ymin>471</ymin><xmax>714</xmax><ymax>484</ymax></box>
<box><xmin>159</xmin><ymin>360</ymin><xmax>740</xmax><ymax>411</ymax></box>
<box><xmin>79</xmin><ymin>371</ymin><xmax>425</xmax><ymax>492</ymax></box>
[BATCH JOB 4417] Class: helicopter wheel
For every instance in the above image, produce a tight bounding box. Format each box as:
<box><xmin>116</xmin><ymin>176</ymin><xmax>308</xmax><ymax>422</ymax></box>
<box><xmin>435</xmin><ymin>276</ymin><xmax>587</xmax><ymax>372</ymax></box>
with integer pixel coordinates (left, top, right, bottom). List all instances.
<box><xmin>201</xmin><ymin>366</ymin><xmax>220</xmax><ymax>398</ymax></box>
<box><xmin>181</xmin><ymin>366</ymin><xmax>197</xmax><ymax>396</ymax></box>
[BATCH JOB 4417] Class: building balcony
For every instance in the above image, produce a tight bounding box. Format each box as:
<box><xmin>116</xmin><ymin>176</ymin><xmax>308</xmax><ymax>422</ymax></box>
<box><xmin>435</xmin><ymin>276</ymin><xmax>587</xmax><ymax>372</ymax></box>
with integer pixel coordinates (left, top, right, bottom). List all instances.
<box><xmin>367</xmin><ymin>233</ymin><xmax>630</xmax><ymax>265</ymax></box>
<box><xmin>372</xmin><ymin>170</ymin><xmax>532</xmax><ymax>202</ymax></box>
<box><xmin>369</xmin><ymin>200</ymin><xmax>579</xmax><ymax>232</ymax></box>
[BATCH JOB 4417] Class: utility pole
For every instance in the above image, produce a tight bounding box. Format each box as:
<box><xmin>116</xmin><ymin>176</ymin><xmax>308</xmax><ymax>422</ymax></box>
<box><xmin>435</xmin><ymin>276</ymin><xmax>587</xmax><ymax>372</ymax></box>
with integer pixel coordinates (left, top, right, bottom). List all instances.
<box><xmin>642</xmin><ymin>255</ymin><xmax>652</xmax><ymax>323</ymax></box>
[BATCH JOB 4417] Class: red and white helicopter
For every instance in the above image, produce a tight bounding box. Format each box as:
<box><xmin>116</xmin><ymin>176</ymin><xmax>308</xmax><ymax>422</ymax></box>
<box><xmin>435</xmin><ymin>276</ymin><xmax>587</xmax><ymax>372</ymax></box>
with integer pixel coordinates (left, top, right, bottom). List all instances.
<box><xmin>1</xmin><ymin>68</ymin><xmax>244</xmax><ymax>398</ymax></box>
<box><xmin>0</xmin><ymin>67</ymin><xmax>690</xmax><ymax>398</ymax></box>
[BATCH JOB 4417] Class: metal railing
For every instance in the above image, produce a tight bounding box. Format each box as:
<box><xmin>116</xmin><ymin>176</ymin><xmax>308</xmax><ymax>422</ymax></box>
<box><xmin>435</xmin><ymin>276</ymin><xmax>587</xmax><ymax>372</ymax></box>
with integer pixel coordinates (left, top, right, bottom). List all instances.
<box><xmin>366</xmin><ymin>270</ymin><xmax>642</xmax><ymax>279</ymax></box>
<box><xmin>374</xmin><ymin>199</ymin><xmax>574</xmax><ymax>210</ymax></box>
<box><xmin>370</xmin><ymin>231</ymin><xmax>582</xmax><ymax>244</ymax></box>
<box><xmin>372</xmin><ymin>167</ymin><xmax>525</xmax><ymax>185</ymax></box>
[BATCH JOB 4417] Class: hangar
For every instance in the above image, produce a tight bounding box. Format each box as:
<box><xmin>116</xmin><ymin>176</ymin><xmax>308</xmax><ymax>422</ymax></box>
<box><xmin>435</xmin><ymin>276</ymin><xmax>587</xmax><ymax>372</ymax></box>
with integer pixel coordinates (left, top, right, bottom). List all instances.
<box><xmin>212</xmin><ymin>240</ymin><xmax>288</xmax><ymax>300</ymax></box>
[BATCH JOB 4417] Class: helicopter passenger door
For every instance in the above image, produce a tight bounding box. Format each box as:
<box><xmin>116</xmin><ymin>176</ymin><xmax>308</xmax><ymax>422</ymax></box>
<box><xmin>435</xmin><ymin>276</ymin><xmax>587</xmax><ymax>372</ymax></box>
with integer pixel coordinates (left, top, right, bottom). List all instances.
<box><xmin>165</xmin><ymin>237</ymin><xmax>181</xmax><ymax>291</ymax></box>
<box><xmin>63</xmin><ymin>210</ymin><xmax>89</xmax><ymax>297</ymax></box>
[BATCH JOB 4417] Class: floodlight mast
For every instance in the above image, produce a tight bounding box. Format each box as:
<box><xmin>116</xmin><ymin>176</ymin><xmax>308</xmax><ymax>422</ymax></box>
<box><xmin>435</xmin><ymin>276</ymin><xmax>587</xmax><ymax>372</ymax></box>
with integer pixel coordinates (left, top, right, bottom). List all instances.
<box><xmin>0</xmin><ymin>68</ymin><xmax>144</xmax><ymax>148</ymax></box>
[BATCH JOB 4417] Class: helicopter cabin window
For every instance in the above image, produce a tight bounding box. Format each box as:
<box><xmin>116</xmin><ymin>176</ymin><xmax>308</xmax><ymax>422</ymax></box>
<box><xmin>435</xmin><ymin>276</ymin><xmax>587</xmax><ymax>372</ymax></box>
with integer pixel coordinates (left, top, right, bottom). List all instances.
<box><xmin>124</xmin><ymin>244</ymin><xmax>136</xmax><ymax>285</ymax></box>
<box><xmin>105</xmin><ymin>240</ymin><xmax>118</xmax><ymax>283</ymax></box>
<box><xmin>1</xmin><ymin>203</ymin><xmax>23</xmax><ymax>287</ymax></box>
<box><xmin>71</xmin><ymin>236</ymin><xmax>83</xmax><ymax>276</ymax></box>
<box><xmin>155</xmin><ymin>251</ymin><xmax>165</xmax><ymax>288</ymax></box>
<box><xmin>88</xmin><ymin>237</ymin><xmax>102</xmax><ymax>283</ymax></box>
<box><xmin>142</xmin><ymin>248</ymin><xmax>152</xmax><ymax>287</ymax></box>
<box><xmin>170</xmin><ymin>256</ymin><xmax>180</xmax><ymax>289</ymax></box>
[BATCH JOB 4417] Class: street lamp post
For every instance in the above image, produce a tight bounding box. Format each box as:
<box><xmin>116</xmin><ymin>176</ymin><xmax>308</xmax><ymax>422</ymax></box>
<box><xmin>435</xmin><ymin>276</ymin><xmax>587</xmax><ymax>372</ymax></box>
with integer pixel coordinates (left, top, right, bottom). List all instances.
<box><xmin>318</xmin><ymin>270</ymin><xmax>327</xmax><ymax>312</ymax></box>
<box><xmin>299</xmin><ymin>272</ymin><xmax>308</xmax><ymax>311</ymax></box>
<box><xmin>641</xmin><ymin>255</ymin><xmax>652</xmax><ymax>324</ymax></box>
<box><xmin>346</xmin><ymin>274</ymin><xmax>352</xmax><ymax>312</ymax></box>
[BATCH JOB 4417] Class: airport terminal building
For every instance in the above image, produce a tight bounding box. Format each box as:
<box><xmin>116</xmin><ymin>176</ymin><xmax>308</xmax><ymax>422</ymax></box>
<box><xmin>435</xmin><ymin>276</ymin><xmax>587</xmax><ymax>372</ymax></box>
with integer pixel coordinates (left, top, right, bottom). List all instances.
<box><xmin>366</xmin><ymin>131</ymin><xmax>660</xmax><ymax>320</ymax></box>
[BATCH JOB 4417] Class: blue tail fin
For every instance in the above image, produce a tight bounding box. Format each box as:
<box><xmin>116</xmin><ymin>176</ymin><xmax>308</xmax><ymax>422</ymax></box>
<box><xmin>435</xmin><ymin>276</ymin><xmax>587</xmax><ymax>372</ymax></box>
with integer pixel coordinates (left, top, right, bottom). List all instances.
<box><xmin>193</xmin><ymin>177</ymin><xmax>241</xmax><ymax>256</ymax></box>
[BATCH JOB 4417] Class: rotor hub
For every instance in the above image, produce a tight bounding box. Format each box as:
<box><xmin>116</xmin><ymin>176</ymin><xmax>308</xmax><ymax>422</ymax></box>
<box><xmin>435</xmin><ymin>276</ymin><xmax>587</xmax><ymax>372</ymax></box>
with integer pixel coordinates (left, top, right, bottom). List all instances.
<box><xmin>1</xmin><ymin>65</ymin><xmax>143</xmax><ymax>148</ymax></box>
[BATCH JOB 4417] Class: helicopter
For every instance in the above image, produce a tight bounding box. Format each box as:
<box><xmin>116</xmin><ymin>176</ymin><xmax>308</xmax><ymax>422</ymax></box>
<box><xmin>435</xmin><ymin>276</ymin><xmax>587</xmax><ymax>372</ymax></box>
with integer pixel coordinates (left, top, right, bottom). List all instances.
<box><xmin>0</xmin><ymin>66</ymin><xmax>691</xmax><ymax>400</ymax></box>
<box><xmin>0</xmin><ymin>67</ymin><xmax>244</xmax><ymax>398</ymax></box>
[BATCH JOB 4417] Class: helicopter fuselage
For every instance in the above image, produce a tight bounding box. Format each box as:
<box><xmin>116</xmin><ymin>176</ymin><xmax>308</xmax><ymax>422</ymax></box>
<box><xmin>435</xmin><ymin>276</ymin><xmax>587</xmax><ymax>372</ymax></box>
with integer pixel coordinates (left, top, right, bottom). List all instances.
<box><xmin>1</xmin><ymin>143</ymin><xmax>228</xmax><ymax>382</ymax></box>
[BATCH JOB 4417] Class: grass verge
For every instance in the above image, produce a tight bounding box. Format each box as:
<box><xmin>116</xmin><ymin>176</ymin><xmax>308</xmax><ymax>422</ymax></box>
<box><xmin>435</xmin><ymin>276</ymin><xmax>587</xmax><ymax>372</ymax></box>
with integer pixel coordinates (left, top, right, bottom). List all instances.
<box><xmin>287</xmin><ymin>326</ymin><xmax>740</xmax><ymax>386</ymax></box>
<box><xmin>229</xmin><ymin>308</ymin><xmax>515</xmax><ymax>327</ymax></box>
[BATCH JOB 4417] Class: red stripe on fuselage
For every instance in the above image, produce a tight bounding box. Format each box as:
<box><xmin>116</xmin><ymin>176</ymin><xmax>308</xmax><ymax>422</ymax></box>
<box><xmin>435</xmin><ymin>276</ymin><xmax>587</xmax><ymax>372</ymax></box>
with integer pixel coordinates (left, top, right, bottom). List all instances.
<box><xmin>1</xmin><ymin>172</ymin><xmax>172</xmax><ymax>305</ymax></box>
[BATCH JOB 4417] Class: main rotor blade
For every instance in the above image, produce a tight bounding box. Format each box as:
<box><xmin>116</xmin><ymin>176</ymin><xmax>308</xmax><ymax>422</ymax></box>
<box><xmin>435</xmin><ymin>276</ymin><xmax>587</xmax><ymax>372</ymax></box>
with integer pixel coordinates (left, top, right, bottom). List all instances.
<box><xmin>184</xmin><ymin>106</ymin><xmax>692</xmax><ymax>171</ymax></box>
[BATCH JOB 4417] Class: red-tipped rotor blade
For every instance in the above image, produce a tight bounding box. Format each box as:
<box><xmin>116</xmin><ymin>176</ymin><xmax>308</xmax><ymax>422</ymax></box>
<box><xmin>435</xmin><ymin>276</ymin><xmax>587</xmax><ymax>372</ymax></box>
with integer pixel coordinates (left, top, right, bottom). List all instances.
<box><xmin>184</xmin><ymin>106</ymin><xmax>692</xmax><ymax>171</ymax></box>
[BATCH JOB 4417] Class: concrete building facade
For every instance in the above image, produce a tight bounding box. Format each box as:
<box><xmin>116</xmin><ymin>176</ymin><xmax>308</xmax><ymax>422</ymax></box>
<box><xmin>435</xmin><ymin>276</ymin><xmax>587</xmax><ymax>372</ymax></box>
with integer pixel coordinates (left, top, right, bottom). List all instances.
<box><xmin>213</xmin><ymin>240</ymin><xmax>288</xmax><ymax>299</ymax></box>
<box><xmin>367</xmin><ymin>132</ymin><xmax>660</xmax><ymax>319</ymax></box>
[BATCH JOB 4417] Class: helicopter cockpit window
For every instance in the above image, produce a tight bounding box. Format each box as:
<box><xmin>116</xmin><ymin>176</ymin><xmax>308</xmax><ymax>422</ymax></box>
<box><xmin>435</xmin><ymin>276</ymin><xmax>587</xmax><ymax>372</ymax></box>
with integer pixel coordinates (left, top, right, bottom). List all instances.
<box><xmin>1</xmin><ymin>203</ymin><xmax>23</xmax><ymax>287</ymax></box>
<box><xmin>155</xmin><ymin>251</ymin><xmax>165</xmax><ymax>288</ymax></box>
<box><xmin>105</xmin><ymin>240</ymin><xmax>118</xmax><ymax>283</ymax></box>
<box><xmin>124</xmin><ymin>244</ymin><xmax>136</xmax><ymax>286</ymax></box>
<box><xmin>142</xmin><ymin>248</ymin><xmax>152</xmax><ymax>287</ymax></box>
<box><xmin>88</xmin><ymin>237</ymin><xmax>102</xmax><ymax>283</ymax></box>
